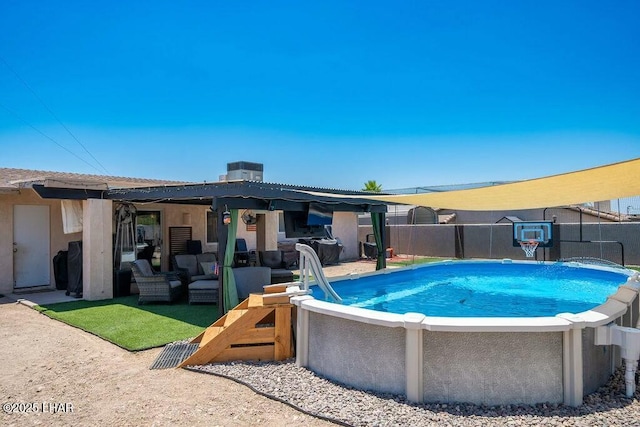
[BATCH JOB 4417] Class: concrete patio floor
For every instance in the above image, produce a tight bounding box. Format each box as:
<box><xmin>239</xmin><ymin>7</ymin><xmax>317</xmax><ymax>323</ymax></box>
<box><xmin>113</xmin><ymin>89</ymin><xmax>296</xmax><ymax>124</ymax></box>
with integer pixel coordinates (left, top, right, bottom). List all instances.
<box><xmin>4</xmin><ymin>288</ymin><xmax>82</xmax><ymax>306</ymax></box>
<box><xmin>2</xmin><ymin>258</ymin><xmax>387</xmax><ymax>308</ymax></box>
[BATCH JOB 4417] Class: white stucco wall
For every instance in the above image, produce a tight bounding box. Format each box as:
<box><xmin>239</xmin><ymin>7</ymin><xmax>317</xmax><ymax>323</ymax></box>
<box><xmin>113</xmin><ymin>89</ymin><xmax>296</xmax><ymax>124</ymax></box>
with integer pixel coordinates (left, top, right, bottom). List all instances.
<box><xmin>332</xmin><ymin>211</ymin><xmax>359</xmax><ymax>261</ymax></box>
<box><xmin>83</xmin><ymin>199</ymin><xmax>113</xmax><ymax>300</ymax></box>
<box><xmin>0</xmin><ymin>189</ymin><xmax>82</xmax><ymax>294</ymax></box>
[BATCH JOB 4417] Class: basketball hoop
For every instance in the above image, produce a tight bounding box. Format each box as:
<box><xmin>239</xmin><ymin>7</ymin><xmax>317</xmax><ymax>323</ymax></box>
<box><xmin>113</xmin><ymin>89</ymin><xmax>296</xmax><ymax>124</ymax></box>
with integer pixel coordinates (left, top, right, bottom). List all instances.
<box><xmin>519</xmin><ymin>239</ymin><xmax>539</xmax><ymax>258</ymax></box>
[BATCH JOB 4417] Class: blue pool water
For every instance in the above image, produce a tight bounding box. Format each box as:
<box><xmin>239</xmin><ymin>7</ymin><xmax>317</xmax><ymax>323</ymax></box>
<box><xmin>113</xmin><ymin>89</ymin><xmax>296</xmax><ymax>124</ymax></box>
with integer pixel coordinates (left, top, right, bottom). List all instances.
<box><xmin>312</xmin><ymin>262</ymin><xmax>631</xmax><ymax>317</ymax></box>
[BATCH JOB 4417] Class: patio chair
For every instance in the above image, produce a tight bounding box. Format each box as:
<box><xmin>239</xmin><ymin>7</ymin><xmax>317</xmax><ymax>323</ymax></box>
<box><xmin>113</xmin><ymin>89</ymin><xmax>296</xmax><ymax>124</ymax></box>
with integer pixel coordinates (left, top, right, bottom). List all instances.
<box><xmin>130</xmin><ymin>259</ymin><xmax>183</xmax><ymax>304</ymax></box>
<box><xmin>234</xmin><ymin>238</ymin><xmax>251</xmax><ymax>267</ymax></box>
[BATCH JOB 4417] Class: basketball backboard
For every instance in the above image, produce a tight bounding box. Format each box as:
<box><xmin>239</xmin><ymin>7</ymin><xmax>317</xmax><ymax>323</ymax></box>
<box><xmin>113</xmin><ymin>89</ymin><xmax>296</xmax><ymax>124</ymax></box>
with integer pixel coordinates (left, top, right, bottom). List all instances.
<box><xmin>512</xmin><ymin>221</ymin><xmax>553</xmax><ymax>248</ymax></box>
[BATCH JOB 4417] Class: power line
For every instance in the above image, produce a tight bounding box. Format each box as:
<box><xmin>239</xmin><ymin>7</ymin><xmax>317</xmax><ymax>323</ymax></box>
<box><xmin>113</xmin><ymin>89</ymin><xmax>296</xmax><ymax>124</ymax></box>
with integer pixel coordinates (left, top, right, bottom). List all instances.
<box><xmin>0</xmin><ymin>55</ymin><xmax>111</xmax><ymax>174</ymax></box>
<box><xmin>0</xmin><ymin>102</ymin><xmax>105</xmax><ymax>173</ymax></box>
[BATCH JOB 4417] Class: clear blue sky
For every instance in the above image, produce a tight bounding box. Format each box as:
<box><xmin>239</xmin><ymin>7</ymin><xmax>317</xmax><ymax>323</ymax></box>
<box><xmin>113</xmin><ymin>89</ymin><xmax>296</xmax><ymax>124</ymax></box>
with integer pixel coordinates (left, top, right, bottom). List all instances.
<box><xmin>1</xmin><ymin>1</ymin><xmax>639</xmax><ymax>190</ymax></box>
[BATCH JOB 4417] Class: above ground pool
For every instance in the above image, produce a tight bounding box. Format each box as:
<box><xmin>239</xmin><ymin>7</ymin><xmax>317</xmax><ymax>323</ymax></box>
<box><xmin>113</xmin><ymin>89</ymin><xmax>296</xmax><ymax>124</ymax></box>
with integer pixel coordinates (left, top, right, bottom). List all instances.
<box><xmin>297</xmin><ymin>258</ymin><xmax>640</xmax><ymax>407</ymax></box>
<box><xmin>312</xmin><ymin>260</ymin><xmax>633</xmax><ymax>317</ymax></box>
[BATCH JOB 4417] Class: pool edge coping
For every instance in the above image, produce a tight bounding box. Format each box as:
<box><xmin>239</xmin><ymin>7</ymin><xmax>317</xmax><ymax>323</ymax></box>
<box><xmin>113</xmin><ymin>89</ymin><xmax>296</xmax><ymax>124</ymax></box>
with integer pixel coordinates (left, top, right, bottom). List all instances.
<box><xmin>293</xmin><ymin>261</ymin><xmax>640</xmax><ymax>333</ymax></box>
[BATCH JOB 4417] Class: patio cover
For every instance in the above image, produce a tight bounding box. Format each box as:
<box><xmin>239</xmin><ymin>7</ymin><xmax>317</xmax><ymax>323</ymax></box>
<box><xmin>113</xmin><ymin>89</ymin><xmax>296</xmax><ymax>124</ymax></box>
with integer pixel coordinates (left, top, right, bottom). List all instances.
<box><xmin>32</xmin><ymin>180</ymin><xmax>389</xmax><ymax>212</ymax></box>
<box><xmin>302</xmin><ymin>158</ymin><xmax>640</xmax><ymax>211</ymax></box>
<box><xmin>31</xmin><ymin>179</ymin><xmax>392</xmax><ymax>314</ymax></box>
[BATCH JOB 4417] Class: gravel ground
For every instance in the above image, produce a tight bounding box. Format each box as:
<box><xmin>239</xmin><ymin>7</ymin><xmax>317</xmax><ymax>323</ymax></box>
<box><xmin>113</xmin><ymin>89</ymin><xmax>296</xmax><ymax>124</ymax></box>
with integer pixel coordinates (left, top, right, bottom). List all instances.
<box><xmin>193</xmin><ymin>360</ymin><xmax>640</xmax><ymax>427</ymax></box>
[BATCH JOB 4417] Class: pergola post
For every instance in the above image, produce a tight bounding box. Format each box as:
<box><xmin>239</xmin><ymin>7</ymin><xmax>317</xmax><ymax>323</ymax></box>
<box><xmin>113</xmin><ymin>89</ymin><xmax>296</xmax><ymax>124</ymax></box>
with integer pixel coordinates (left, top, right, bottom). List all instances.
<box><xmin>216</xmin><ymin>206</ymin><xmax>228</xmax><ymax>317</ymax></box>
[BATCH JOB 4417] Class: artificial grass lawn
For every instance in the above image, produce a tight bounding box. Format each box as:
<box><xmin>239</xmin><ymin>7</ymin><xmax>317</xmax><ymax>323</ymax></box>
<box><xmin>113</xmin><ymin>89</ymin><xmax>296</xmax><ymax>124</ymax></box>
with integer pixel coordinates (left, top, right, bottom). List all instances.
<box><xmin>36</xmin><ymin>295</ymin><xmax>218</xmax><ymax>351</ymax></box>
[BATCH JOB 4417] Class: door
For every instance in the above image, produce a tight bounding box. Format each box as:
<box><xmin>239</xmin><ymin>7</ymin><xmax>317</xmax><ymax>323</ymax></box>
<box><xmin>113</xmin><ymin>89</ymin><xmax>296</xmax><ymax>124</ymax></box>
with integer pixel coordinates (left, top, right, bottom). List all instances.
<box><xmin>13</xmin><ymin>205</ymin><xmax>51</xmax><ymax>288</ymax></box>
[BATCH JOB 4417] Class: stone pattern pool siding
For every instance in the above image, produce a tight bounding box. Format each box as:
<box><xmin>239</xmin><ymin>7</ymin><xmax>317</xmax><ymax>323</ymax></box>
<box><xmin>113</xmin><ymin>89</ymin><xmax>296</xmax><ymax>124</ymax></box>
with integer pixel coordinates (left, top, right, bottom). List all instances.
<box><xmin>307</xmin><ymin>312</ymin><xmax>406</xmax><ymax>395</ymax></box>
<box><xmin>423</xmin><ymin>331</ymin><xmax>563</xmax><ymax>405</ymax></box>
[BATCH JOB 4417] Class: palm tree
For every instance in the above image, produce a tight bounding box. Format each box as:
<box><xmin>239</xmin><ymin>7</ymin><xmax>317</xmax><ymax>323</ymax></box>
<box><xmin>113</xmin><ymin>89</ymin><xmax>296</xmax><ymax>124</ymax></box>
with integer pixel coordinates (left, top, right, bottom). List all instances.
<box><xmin>362</xmin><ymin>180</ymin><xmax>382</xmax><ymax>193</ymax></box>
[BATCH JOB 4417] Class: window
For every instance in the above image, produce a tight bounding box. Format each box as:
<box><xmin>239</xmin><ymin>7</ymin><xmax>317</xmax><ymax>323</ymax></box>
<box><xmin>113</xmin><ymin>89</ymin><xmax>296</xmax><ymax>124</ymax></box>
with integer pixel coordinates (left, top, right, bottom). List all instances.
<box><xmin>278</xmin><ymin>212</ymin><xmax>285</xmax><ymax>233</ymax></box>
<box><xmin>206</xmin><ymin>211</ymin><xmax>218</xmax><ymax>243</ymax></box>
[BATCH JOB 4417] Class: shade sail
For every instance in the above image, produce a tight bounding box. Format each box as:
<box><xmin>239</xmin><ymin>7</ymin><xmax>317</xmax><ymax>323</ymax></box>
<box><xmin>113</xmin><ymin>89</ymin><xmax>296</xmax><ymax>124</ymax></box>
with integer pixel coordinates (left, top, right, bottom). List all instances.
<box><xmin>303</xmin><ymin>158</ymin><xmax>640</xmax><ymax>211</ymax></box>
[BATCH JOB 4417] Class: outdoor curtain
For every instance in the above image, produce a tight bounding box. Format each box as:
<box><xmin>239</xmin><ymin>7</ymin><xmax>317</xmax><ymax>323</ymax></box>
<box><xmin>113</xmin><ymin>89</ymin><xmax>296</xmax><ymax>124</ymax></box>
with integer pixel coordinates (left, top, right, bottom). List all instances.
<box><xmin>221</xmin><ymin>209</ymin><xmax>239</xmax><ymax>315</ymax></box>
<box><xmin>371</xmin><ymin>212</ymin><xmax>386</xmax><ymax>270</ymax></box>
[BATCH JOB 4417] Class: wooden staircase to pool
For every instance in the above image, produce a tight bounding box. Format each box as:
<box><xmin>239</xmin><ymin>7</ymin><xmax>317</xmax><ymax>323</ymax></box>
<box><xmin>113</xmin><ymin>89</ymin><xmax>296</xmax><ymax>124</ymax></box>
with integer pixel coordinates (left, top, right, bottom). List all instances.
<box><xmin>178</xmin><ymin>284</ymin><xmax>299</xmax><ymax>367</ymax></box>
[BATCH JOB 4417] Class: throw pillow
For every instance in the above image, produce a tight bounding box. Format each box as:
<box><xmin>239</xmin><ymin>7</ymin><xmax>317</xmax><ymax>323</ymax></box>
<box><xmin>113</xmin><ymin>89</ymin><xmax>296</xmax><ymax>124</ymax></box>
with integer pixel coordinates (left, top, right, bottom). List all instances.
<box><xmin>200</xmin><ymin>261</ymin><xmax>219</xmax><ymax>278</ymax></box>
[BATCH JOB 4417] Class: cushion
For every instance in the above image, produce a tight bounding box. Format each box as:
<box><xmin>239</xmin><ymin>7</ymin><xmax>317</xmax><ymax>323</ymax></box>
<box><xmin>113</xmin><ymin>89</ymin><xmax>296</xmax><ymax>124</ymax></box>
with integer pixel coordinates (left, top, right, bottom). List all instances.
<box><xmin>196</xmin><ymin>253</ymin><xmax>217</xmax><ymax>274</ymax></box>
<box><xmin>169</xmin><ymin>280</ymin><xmax>182</xmax><ymax>289</ymax></box>
<box><xmin>199</xmin><ymin>261</ymin><xmax>219</xmax><ymax>278</ymax></box>
<box><xmin>133</xmin><ymin>260</ymin><xmax>154</xmax><ymax>276</ymax></box>
<box><xmin>174</xmin><ymin>254</ymin><xmax>199</xmax><ymax>276</ymax></box>
<box><xmin>191</xmin><ymin>274</ymin><xmax>215</xmax><ymax>282</ymax></box>
<box><xmin>189</xmin><ymin>280</ymin><xmax>219</xmax><ymax>290</ymax></box>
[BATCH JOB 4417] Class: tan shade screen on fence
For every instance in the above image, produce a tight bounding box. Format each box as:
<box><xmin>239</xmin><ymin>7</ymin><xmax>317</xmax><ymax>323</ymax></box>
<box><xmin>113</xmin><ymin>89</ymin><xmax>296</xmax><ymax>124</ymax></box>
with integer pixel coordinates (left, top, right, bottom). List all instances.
<box><xmin>306</xmin><ymin>158</ymin><xmax>640</xmax><ymax>211</ymax></box>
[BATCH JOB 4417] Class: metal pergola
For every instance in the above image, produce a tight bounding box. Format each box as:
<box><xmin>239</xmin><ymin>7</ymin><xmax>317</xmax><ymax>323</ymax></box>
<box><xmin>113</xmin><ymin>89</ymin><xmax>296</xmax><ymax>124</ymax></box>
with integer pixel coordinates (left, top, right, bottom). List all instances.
<box><xmin>34</xmin><ymin>180</ymin><xmax>391</xmax><ymax>313</ymax></box>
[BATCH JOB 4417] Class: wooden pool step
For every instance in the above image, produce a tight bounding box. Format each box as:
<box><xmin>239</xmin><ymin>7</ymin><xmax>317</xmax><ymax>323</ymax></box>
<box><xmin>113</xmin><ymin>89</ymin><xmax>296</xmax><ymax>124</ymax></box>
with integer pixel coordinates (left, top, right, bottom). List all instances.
<box><xmin>177</xmin><ymin>292</ymin><xmax>295</xmax><ymax>368</ymax></box>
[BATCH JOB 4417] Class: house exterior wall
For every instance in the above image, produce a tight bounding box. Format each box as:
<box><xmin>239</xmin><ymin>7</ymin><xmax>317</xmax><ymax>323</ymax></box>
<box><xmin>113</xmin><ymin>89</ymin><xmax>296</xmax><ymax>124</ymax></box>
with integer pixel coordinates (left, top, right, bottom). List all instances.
<box><xmin>236</xmin><ymin>215</ymin><xmax>257</xmax><ymax>252</ymax></box>
<box><xmin>0</xmin><ymin>189</ymin><xmax>82</xmax><ymax>294</ymax></box>
<box><xmin>332</xmin><ymin>211</ymin><xmax>359</xmax><ymax>261</ymax></box>
<box><xmin>232</xmin><ymin>211</ymin><xmax>278</xmax><ymax>254</ymax></box>
<box><xmin>0</xmin><ymin>194</ymin><xmax>14</xmax><ymax>294</ymax></box>
<box><xmin>0</xmin><ymin>192</ymin><xmax>214</xmax><ymax>294</ymax></box>
<box><xmin>132</xmin><ymin>202</ymin><xmax>212</xmax><ymax>270</ymax></box>
<box><xmin>276</xmin><ymin>211</ymin><xmax>360</xmax><ymax>262</ymax></box>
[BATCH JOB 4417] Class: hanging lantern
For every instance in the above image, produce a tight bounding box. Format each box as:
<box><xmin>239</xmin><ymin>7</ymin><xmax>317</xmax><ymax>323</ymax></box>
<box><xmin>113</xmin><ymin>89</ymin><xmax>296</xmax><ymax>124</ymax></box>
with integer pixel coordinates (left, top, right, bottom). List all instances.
<box><xmin>222</xmin><ymin>207</ymin><xmax>231</xmax><ymax>225</ymax></box>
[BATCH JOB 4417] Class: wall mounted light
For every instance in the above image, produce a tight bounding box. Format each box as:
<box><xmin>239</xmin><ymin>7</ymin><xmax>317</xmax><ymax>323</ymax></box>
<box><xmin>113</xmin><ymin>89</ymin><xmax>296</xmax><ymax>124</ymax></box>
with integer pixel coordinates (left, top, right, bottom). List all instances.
<box><xmin>222</xmin><ymin>206</ymin><xmax>231</xmax><ymax>225</ymax></box>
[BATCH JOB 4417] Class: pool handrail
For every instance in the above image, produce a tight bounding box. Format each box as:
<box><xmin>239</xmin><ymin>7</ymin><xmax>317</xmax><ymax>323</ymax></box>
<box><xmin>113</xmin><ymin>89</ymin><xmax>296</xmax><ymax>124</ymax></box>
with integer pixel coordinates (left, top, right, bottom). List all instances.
<box><xmin>295</xmin><ymin>243</ymin><xmax>342</xmax><ymax>303</ymax></box>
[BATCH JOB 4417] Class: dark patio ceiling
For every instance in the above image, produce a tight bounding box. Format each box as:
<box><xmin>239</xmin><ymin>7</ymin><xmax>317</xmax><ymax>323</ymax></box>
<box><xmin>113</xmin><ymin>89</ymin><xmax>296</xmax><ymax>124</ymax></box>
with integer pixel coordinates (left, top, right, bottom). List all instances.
<box><xmin>32</xmin><ymin>180</ymin><xmax>390</xmax><ymax>213</ymax></box>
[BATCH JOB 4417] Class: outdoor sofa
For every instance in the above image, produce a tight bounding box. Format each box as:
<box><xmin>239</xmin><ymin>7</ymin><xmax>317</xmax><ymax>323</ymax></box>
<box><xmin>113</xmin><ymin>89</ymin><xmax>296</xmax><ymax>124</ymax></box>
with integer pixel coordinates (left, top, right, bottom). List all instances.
<box><xmin>172</xmin><ymin>253</ymin><xmax>218</xmax><ymax>284</ymax></box>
